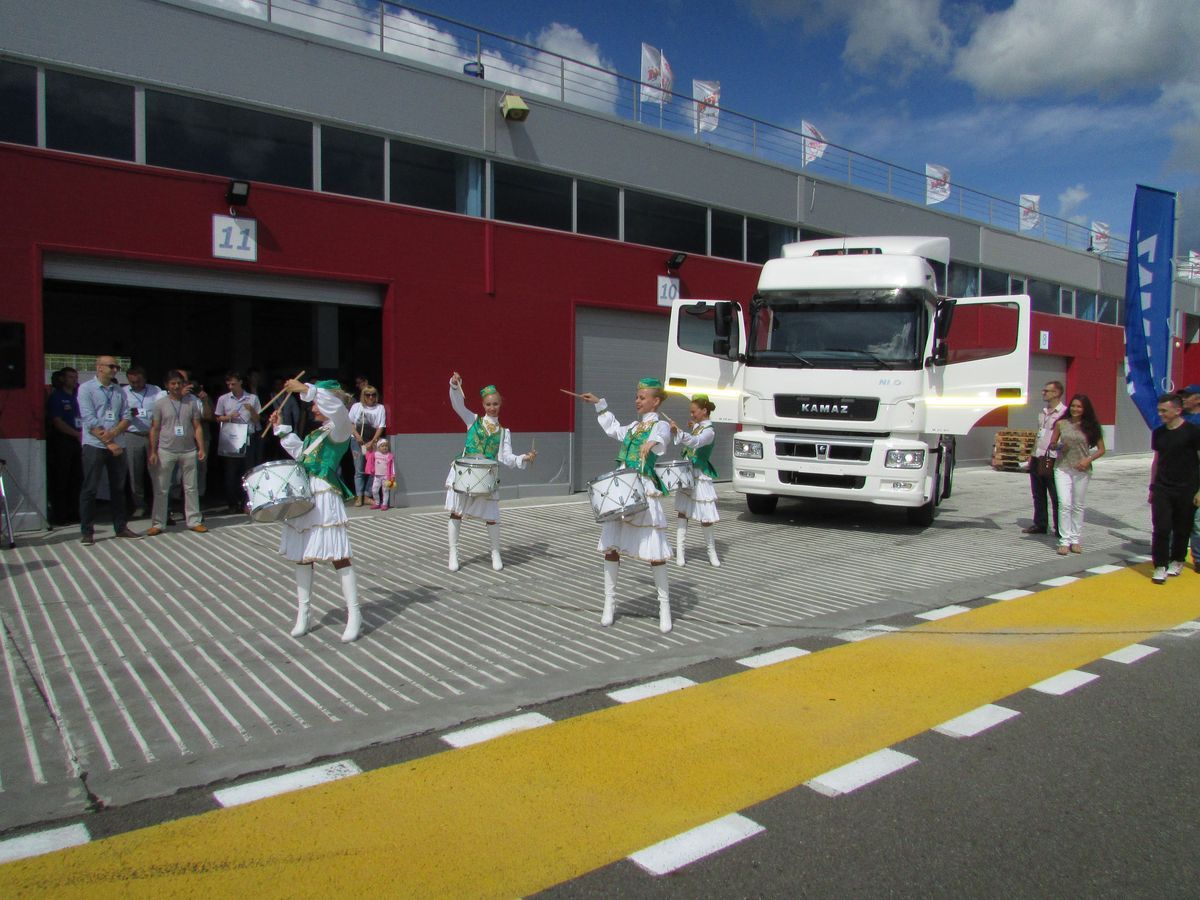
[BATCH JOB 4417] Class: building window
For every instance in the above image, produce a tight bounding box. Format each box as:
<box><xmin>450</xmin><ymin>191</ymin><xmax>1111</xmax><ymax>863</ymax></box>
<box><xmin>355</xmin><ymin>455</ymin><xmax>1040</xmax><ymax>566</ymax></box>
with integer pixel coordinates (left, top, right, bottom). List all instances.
<box><xmin>747</xmin><ymin>218</ymin><xmax>796</xmax><ymax>264</ymax></box>
<box><xmin>980</xmin><ymin>268</ymin><xmax>1009</xmax><ymax>296</ymax></box>
<box><xmin>625</xmin><ymin>190</ymin><xmax>706</xmax><ymax>254</ymax></box>
<box><xmin>146</xmin><ymin>90</ymin><xmax>311</xmax><ymax>188</ymax></box>
<box><xmin>577</xmin><ymin>180</ymin><xmax>618</xmax><ymax>239</ymax></box>
<box><xmin>712</xmin><ymin>209</ymin><xmax>743</xmax><ymax>260</ymax></box>
<box><xmin>1027</xmin><ymin>279</ymin><xmax>1060</xmax><ymax>315</ymax></box>
<box><xmin>1096</xmin><ymin>294</ymin><xmax>1121</xmax><ymax>325</ymax></box>
<box><xmin>321</xmin><ymin>126</ymin><xmax>383</xmax><ymax>200</ymax></box>
<box><xmin>1075</xmin><ymin>290</ymin><xmax>1097</xmax><ymax>321</ymax></box>
<box><xmin>390</xmin><ymin>140</ymin><xmax>482</xmax><ymax>216</ymax></box>
<box><xmin>46</xmin><ymin>70</ymin><xmax>134</xmax><ymax>161</ymax></box>
<box><xmin>1059</xmin><ymin>287</ymin><xmax>1075</xmax><ymax>317</ymax></box>
<box><xmin>0</xmin><ymin>60</ymin><xmax>36</xmax><ymax>146</ymax></box>
<box><xmin>1009</xmin><ymin>276</ymin><xmax>1026</xmax><ymax>295</ymax></box>
<box><xmin>493</xmin><ymin>162</ymin><xmax>572</xmax><ymax>231</ymax></box>
<box><xmin>949</xmin><ymin>262</ymin><xmax>979</xmax><ymax>297</ymax></box>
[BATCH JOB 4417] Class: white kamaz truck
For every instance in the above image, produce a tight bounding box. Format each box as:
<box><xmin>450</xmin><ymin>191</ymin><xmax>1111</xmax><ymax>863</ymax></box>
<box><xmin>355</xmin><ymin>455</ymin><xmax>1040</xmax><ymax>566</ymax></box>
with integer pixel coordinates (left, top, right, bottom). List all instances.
<box><xmin>664</xmin><ymin>236</ymin><xmax>1030</xmax><ymax>525</ymax></box>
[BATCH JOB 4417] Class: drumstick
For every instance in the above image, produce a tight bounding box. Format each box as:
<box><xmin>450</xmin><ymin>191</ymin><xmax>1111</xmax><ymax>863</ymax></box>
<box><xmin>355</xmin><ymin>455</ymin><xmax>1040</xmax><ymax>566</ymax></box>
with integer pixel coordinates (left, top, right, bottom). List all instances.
<box><xmin>262</xmin><ymin>370</ymin><xmax>307</xmax><ymax>414</ymax></box>
<box><xmin>559</xmin><ymin>388</ymin><xmax>588</xmax><ymax>399</ymax></box>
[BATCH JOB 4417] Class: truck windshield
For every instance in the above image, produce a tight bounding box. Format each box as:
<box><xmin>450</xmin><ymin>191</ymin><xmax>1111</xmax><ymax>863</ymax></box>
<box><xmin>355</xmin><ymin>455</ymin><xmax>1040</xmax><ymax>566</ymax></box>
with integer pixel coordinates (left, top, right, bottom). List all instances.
<box><xmin>748</xmin><ymin>289</ymin><xmax>926</xmax><ymax>370</ymax></box>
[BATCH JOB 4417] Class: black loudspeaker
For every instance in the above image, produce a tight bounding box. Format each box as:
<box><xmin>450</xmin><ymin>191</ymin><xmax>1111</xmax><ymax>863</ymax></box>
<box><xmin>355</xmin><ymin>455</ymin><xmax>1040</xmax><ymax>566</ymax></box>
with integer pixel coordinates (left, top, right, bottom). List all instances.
<box><xmin>0</xmin><ymin>323</ymin><xmax>26</xmax><ymax>389</ymax></box>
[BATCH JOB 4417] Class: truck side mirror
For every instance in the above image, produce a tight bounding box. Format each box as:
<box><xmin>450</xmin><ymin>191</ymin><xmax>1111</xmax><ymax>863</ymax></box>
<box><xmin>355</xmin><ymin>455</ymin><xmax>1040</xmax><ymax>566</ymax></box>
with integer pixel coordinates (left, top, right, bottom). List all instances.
<box><xmin>713</xmin><ymin>337</ymin><xmax>731</xmax><ymax>357</ymax></box>
<box><xmin>714</xmin><ymin>302</ymin><xmax>732</xmax><ymax>339</ymax></box>
<box><xmin>925</xmin><ymin>340</ymin><xmax>948</xmax><ymax>368</ymax></box>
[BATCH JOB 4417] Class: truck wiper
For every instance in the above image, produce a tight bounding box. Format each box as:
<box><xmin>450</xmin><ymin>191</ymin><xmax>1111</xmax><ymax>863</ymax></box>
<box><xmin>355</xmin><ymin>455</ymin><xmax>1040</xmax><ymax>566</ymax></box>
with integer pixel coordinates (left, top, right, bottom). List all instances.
<box><xmin>826</xmin><ymin>348</ymin><xmax>898</xmax><ymax>369</ymax></box>
<box><xmin>782</xmin><ymin>351</ymin><xmax>816</xmax><ymax>367</ymax></box>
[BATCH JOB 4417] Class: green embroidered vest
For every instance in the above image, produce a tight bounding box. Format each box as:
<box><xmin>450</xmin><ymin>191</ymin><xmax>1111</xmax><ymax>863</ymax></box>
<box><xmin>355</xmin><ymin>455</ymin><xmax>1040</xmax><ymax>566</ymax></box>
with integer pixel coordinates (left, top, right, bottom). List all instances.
<box><xmin>300</xmin><ymin>429</ymin><xmax>352</xmax><ymax>499</ymax></box>
<box><xmin>464</xmin><ymin>416</ymin><xmax>502</xmax><ymax>459</ymax></box>
<box><xmin>684</xmin><ymin>422</ymin><xmax>719</xmax><ymax>479</ymax></box>
<box><xmin>616</xmin><ymin>416</ymin><xmax>668</xmax><ymax>495</ymax></box>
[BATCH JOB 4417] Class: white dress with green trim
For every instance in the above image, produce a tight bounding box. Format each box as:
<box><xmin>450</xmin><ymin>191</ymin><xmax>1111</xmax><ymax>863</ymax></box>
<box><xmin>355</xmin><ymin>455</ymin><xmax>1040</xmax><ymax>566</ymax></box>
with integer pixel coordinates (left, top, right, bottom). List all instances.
<box><xmin>275</xmin><ymin>384</ymin><xmax>354</xmax><ymax>563</ymax></box>
<box><xmin>593</xmin><ymin>401</ymin><xmax>672</xmax><ymax>563</ymax></box>
<box><xmin>673</xmin><ymin>421</ymin><xmax>720</xmax><ymax>524</ymax></box>
<box><xmin>443</xmin><ymin>382</ymin><xmax>529</xmax><ymax>522</ymax></box>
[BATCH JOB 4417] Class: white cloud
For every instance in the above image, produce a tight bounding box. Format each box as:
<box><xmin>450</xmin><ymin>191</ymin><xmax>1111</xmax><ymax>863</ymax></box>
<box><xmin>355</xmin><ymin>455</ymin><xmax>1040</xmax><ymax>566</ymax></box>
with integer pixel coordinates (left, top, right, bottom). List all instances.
<box><xmin>953</xmin><ymin>0</ymin><xmax>1200</xmax><ymax>98</ymax></box>
<box><xmin>1057</xmin><ymin>184</ymin><xmax>1090</xmax><ymax>221</ymax></box>
<box><xmin>743</xmin><ymin>0</ymin><xmax>952</xmax><ymax>78</ymax></box>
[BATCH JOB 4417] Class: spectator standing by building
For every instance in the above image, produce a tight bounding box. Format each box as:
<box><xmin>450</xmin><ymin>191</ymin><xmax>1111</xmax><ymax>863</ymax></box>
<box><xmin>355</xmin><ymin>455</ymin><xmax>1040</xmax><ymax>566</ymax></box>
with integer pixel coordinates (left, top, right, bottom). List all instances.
<box><xmin>1182</xmin><ymin>385</ymin><xmax>1200</xmax><ymax>569</ymax></box>
<box><xmin>347</xmin><ymin>385</ymin><xmax>386</xmax><ymax>507</ymax></box>
<box><xmin>1049</xmin><ymin>393</ymin><xmax>1105</xmax><ymax>555</ymax></box>
<box><xmin>178</xmin><ymin>368</ymin><xmax>213</xmax><ymax>502</ymax></box>
<box><xmin>122</xmin><ymin>365</ymin><xmax>161</xmax><ymax>518</ymax></box>
<box><xmin>1023</xmin><ymin>381</ymin><xmax>1066</xmax><ymax>537</ymax></box>
<box><xmin>1148</xmin><ymin>393</ymin><xmax>1200</xmax><ymax>583</ymax></box>
<box><xmin>147</xmin><ymin>371</ymin><xmax>208</xmax><ymax>535</ymax></box>
<box><xmin>78</xmin><ymin>355</ymin><xmax>140</xmax><ymax>545</ymax></box>
<box><xmin>45</xmin><ymin>366</ymin><xmax>81</xmax><ymax>525</ymax></box>
<box><xmin>214</xmin><ymin>371</ymin><xmax>262</xmax><ymax>513</ymax></box>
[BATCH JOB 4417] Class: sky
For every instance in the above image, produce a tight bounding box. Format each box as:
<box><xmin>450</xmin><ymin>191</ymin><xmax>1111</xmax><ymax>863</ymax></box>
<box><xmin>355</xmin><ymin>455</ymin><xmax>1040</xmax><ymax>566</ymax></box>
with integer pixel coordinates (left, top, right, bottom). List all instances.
<box><xmin>202</xmin><ymin>0</ymin><xmax>1200</xmax><ymax>256</ymax></box>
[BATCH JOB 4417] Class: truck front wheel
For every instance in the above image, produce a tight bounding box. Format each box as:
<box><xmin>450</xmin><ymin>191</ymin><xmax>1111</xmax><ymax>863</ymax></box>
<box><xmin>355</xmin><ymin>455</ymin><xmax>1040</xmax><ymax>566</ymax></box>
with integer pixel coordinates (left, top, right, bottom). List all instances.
<box><xmin>746</xmin><ymin>494</ymin><xmax>778</xmax><ymax>515</ymax></box>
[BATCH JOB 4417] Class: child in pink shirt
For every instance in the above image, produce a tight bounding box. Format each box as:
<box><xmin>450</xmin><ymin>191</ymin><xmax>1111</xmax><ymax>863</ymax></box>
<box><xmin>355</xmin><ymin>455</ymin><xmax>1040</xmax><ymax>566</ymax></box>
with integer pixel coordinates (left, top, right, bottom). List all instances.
<box><xmin>365</xmin><ymin>439</ymin><xmax>395</xmax><ymax>510</ymax></box>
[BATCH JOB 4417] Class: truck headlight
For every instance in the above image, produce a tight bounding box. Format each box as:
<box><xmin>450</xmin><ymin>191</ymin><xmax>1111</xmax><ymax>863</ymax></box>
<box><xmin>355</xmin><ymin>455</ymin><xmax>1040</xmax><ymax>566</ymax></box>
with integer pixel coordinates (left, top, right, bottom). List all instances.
<box><xmin>885</xmin><ymin>449</ymin><xmax>925</xmax><ymax>469</ymax></box>
<box><xmin>734</xmin><ymin>439</ymin><xmax>763</xmax><ymax>459</ymax></box>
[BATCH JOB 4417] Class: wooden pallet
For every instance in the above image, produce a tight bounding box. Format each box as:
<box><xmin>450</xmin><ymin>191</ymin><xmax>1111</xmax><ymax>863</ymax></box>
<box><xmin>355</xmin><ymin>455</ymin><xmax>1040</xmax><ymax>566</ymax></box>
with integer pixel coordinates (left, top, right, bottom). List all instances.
<box><xmin>991</xmin><ymin>428</ymin><xmax>1037</xmax><ymax>472</ymax></box>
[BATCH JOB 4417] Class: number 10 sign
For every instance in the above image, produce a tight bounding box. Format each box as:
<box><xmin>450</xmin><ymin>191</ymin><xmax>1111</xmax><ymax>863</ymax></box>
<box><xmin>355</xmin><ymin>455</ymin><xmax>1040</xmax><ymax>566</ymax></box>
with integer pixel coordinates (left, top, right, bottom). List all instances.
<box><xmin>212</xmin><ymin>214</ymin><xmax>258</xmax><ymax>262</ymax></box>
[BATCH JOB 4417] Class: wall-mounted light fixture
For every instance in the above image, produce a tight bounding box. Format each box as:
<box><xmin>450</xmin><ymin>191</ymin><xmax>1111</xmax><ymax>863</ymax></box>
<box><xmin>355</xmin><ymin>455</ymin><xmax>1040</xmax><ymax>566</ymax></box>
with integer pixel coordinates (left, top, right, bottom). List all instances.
<box><xmin>226</xmin><ymin>180</ymin><xmax>251</xmax><ymax>216</ymax></box>
<box><xmin>666</xmin><ymin>252</ymin><xmax>688</xmax><ymax>272</ymax></box>
<box><xmin>500</xmin><ymin>92</ymin><xmax>530</xmax><ymax>123</ymax></box>
<box><xmin>463</xmin><ymin>60</ymin><xmax>485</xmax><ymax>79</ymax></box>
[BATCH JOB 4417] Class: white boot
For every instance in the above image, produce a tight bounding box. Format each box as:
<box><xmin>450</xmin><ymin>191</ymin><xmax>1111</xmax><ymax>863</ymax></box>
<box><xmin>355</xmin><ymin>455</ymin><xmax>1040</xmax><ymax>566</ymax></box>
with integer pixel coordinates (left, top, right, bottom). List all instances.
<box><xmin>291</xmin><ymin>564</ymin><xmax>312</xmax><ymax>637</ymax></box>
<box><xmin>488</xmin><ymin>523</ymin><xmax>503</xmax><ymax>571</ymax></box>
<box><xmin>339</xmin><ymin>565</ymin><xmax>361</xmax><ymax>643</ymax></box>
<box><xmin>705</xmin><ymin>527</ymin><xmax>721</xmax><ymax>567</ymax></box>
<box><xmin>675</xmin><ymin>520</ymin><xmax>687</xmax><ymax>567</ymax></box>
<box><xmin>601</xmin><ymin>559</ymin><xmax>619</xmax><ymax>626</ymax></box>
<box><xmin>447</xmin><ymin>518</ymin><xmax>461</xmax><ymax>572</ymax></box>
<box><xmin>654</xmin><ymin>565</ymin><xmax>672</xmax><ymax>633</ymax></box>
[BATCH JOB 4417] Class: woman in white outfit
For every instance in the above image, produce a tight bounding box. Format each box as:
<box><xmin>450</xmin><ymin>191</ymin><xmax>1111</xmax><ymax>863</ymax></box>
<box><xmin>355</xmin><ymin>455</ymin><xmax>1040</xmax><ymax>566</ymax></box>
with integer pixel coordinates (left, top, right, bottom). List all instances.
<box><xmin>268</xmin><ymin>379</ymin><xmax>362</xmax><ymax>643</ymax></box>
<box><xmin>671</xmin><ymin>394</ymin><xmax>721</xmax><ymax>567</ymax></box>
<box><xmin>444</xmin><ymin>373</ymin><xmax>536</xmax><ymax>571</ymax></box>
<box><xmin>1049</xmin><ymin>392</ymin><xmax>1106</xmax><ymax>556</ymax></box>
<box><xmin>578</xmin><ymin>378</ymin><xmax>674</xmax><ymax>633</ymax></box>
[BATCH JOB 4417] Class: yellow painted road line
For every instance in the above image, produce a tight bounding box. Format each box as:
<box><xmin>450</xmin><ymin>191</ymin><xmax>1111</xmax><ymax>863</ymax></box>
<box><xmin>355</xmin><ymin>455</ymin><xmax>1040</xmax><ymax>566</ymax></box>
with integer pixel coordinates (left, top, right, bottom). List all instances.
<box><xmin>3</xmin><ymin>568</ymin><xmax>1197</xmax><ymax>898</ymax></box>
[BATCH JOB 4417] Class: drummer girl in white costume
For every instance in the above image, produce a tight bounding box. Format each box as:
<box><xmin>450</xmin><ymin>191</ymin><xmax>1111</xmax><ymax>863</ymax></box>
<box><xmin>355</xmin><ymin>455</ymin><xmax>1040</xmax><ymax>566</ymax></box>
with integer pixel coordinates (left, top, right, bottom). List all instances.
<box><xmin>671</xmin><ymin>394</ymin><xmax>721</xmax><ymax>567</ymax></box>
<box><xmin>578</xmin><ymin>378</ymin><xmax>674</xmax><ymax>633</ymax></box>
<box><xmin>445</xmin><ymin>372</ymin><xmax>536</xmax><ymax>572</ymax></box>
<box><xmin>268</xmin><ymin>378</ymin><xmax>361</xmax><ymax>643</ymax></box>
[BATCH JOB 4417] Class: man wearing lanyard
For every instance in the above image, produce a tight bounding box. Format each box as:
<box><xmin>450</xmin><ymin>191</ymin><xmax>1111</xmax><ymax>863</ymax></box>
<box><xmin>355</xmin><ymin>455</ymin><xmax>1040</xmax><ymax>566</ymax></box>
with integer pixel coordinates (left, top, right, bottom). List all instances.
<box><xmin>214</xmin><ymin>371</ymin><xmax>262</xmax><ymax>513</ymax></box>
<box><xmin>78</xmin><ymin>355</ymin><xmax>141</xmax><ymax>545</ymax></box>
<box><xmin>147</xmin><ymin>371</ymin><xmax>208</xmax><ymax>536</ymax></box>
<box><xmin>122</xmin><ymin>366</ymin><xmax>162</xmax><ymax>519</ymax></box>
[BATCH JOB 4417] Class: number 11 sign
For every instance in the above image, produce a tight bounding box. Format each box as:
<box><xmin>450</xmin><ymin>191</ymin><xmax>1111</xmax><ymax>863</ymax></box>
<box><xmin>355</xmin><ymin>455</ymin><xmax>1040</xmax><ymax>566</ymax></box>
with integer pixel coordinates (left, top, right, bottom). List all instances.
<box><xmin>212</xmin><ymin>214</ymin><xmax>258</xmax><ymax>262</ymax></box>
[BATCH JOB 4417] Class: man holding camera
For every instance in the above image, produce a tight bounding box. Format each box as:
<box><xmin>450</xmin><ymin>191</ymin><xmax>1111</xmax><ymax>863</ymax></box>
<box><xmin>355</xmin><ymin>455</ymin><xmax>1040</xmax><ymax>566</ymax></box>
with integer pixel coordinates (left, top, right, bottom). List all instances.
<box><xmin>1023</xmin><ymin>380</ymin><xmax>1066</xmax><ymax>537</ymax></box>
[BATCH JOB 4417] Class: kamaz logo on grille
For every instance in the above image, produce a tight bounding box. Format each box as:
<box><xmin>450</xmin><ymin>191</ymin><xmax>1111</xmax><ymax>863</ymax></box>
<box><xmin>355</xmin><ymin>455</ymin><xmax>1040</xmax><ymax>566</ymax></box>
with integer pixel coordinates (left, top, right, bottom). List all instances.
<box><xmin>800</xmin><ymin>403</ymin><xmax>850</xmax><ymax>415</ymax></box>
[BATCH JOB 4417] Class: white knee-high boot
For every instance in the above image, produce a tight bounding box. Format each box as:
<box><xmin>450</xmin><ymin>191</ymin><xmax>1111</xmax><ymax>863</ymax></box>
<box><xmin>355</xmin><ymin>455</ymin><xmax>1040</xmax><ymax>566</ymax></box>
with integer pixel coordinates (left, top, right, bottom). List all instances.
<box><xmin>601</xmin><ymin>559</ymin><xmax>619</xmax><ymax>626</ymax></box>
<box><xmin>705</xmin><ymin>526</ymin><xmax>721</xmax><ymax>567</ymax></box>
<box><xmin>654</xmin><ymin>565</ymin><xmax>672</xmax><ymax>633</ymax></box>
<box><xmin>291</xmin><ymin>564</ymin><xmax>313</xmax><ymax>637</ymax></box>
<box><xmin>675</xmin><ymin>519</ymin><xmax>687</xmax><ymax>567</ymax></box>
<box><xmin>447</xmin><ymin>518</ymin><xmax>461</xmax><ymax>572</ymax></box>
<box><xmin>488</xmin><ymin>523</ymin><xmax>503</xmax><ymax>571</ymax></box>
<box><xmin>339</xmin><ymin>565</ymin><xmax>361</xmax><ymax>643</ymax></box>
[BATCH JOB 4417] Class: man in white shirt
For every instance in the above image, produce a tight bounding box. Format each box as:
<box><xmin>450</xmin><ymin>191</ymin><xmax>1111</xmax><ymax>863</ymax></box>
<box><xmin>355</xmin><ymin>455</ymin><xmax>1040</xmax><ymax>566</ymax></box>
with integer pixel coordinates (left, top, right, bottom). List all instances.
<box><xmin>122</xmin><ymin>365</ymin><xmax>162</xmax><ymax>518</ymax></box>
<box><xmin>214</xmin><ymin>371</ymin><xmax>263</xmax><ymax>512</ymax></box>
<box><xmin>1023</xmin><ymin>380</ymin><xmax>1066</xmax><ymax>536</ymax></box>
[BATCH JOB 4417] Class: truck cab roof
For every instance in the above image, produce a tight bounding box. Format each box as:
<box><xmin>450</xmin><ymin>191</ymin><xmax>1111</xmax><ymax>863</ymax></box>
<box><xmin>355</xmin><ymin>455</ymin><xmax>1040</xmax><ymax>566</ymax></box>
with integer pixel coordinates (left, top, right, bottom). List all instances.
<box><xmin>780</xmin><ymin>236</ymin><xmax>949</xmax><ymax>265</ymax></box>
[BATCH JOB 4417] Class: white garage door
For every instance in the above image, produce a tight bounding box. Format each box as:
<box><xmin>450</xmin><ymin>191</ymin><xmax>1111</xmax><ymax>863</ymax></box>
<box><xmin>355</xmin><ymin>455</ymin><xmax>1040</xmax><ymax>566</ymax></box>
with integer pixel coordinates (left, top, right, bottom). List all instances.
<box><xmin>573</xmin><ymin>307</ymin><xmax>734</xmax><ymax>490</ymax></box>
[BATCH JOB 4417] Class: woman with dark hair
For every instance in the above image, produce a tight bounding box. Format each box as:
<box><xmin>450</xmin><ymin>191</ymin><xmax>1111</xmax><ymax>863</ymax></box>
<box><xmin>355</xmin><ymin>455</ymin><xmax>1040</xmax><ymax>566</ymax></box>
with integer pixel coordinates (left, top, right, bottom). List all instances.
<box><xmin>1050</xmin><ymin>393</ymin><xmax>1106</xmax><ymax>555</ymax></box>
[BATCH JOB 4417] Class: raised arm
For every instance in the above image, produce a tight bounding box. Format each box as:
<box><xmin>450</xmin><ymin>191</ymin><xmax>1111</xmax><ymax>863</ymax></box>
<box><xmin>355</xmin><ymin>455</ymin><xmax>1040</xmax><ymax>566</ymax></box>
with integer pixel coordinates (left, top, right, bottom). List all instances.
<box><xmin>448</xmin><ymin>375</ymin><xmax>475</xmax><ymax>429</ymax></box>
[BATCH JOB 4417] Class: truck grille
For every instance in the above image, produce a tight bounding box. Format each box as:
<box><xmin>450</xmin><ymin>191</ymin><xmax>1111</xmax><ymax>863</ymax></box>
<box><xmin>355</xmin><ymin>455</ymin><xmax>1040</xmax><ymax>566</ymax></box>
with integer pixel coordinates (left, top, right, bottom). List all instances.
<box><xmin>778</xmin><ymin>471</ymin><xmax>866</xmax><ymax>489</ymax></box>
<box><xmin>774</xmin><ymin>395</ymin><xmax>879</xmax><ymax>421</ymax></box>
<box><xmin>775</xmin><ymin>438</ymin><xmax>871</xmax><ymax>462</ymax></box>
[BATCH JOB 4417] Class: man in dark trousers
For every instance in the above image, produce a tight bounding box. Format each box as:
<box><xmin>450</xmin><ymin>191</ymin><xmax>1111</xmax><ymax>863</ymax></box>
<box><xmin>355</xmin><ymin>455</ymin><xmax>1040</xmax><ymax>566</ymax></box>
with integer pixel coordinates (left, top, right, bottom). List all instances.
<box><xmin>1148</xmin><ymin>393</ymin><xmax>1200</xmax><ymax>583</ymax></box>
<box><xmin>1023</xmin><ymin>380</ymin><xmax>1066</xmax><ymax>536</ymax></box>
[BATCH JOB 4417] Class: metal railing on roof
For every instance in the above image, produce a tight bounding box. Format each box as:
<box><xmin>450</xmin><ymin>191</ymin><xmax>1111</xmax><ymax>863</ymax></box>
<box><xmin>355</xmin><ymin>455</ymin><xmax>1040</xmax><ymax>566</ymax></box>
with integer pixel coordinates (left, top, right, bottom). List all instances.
<box><xmin>198</xmin><ymin>0</ymin><xmax>1131</xmax><ymax>261</ymax></box>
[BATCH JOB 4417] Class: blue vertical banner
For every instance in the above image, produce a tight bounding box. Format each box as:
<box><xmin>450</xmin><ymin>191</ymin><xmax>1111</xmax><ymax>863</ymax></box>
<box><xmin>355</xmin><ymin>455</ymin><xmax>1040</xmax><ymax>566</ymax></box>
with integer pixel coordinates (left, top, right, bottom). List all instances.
<box><xmin>1123</xmin><ymin>185</ymin><xmax>1176</xmax><ymax>429</ymax></box>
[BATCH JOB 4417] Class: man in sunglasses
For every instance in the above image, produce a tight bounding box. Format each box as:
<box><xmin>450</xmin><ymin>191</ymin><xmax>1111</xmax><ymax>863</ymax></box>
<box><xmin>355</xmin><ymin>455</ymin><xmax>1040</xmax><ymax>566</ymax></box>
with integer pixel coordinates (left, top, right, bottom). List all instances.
<box><xmin>78</xmin><ymin>355</ymin><xmax>141</xmax><ymax>545</ymax></box>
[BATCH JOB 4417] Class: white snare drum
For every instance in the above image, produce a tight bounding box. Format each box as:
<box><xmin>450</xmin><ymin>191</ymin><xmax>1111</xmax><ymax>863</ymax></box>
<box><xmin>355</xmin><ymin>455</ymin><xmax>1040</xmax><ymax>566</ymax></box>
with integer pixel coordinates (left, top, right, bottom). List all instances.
<box><xmin>242</xmin><ymin>461</ymin><xmax>314</xmax><ymax>523</ymax></box>
<box><xmin>452</xmin><ymin>455</ymin><xmax>499</xmax><ymax>496</ymax></box>
<box><xmin>654</xmin><ymin>460</ymin><xmax>695</xmax><ymax>493</ymax></box>
<box><xmin>587</xmin><ymin>468</ymin><xmax>649</xmax><ymax>523</ymax></box>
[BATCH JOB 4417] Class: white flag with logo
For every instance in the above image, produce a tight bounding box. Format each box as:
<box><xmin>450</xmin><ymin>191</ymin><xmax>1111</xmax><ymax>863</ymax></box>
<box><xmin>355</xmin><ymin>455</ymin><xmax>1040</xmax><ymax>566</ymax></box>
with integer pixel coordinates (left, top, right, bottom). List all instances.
<box><xmin>1189</xmin><ymin>249</ymin><xmax>1200</xmax><ymax>279</ymax></box>
<box><xmin>801</xmin><ymin>120</ymin><xmax>827</xmax><ymax>165</ymax></box>
<box><xmin>1019</xmin><ymin>194</ymin><xmax>1040</xmax><ymax>231</ymax></box>
<box><xmin>925</xmin><ymin>164</ymin><xmax>951</xmax><ymax>205</ymax></box>
<box><xmin>692</xmin><ymin>80</ymin><xmax>720</xmax><ymax>133</ymax></box>
<box><xmin>1090</xmin><ymin>221</ymin><xmax>1110</xmax><ymax>252</ymax></box>
<box><xmin>640</xmin><ymin>43</ymin><xmax>665</xmax><ymax>104</ymax></box>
